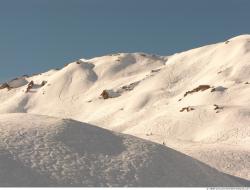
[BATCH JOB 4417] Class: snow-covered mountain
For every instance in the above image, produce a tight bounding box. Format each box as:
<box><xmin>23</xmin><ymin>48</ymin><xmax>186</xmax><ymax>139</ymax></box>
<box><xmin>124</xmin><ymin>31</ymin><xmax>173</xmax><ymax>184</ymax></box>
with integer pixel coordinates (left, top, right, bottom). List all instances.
<box><xmin>0</xmin><ymin>34</ymin><xmax>250</xmax><ymax>186</ymax></box>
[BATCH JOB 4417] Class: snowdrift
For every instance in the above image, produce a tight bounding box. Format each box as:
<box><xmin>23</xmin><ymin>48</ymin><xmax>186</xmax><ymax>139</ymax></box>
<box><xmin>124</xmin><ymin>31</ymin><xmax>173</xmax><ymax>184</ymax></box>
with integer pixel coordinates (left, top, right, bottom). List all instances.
<box><xmin>0</xmin><ymin>113</ymin><xmax>248</xmax><ymax>187</ymax></box>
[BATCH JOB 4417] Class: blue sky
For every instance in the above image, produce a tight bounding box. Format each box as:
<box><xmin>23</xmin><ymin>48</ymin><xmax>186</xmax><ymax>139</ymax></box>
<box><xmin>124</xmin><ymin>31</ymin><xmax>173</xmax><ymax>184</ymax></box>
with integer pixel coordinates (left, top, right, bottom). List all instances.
<box><xmin>0</xmin><ymin>0</ymin><xmax>250</xmax><ymax>82</ymax></box>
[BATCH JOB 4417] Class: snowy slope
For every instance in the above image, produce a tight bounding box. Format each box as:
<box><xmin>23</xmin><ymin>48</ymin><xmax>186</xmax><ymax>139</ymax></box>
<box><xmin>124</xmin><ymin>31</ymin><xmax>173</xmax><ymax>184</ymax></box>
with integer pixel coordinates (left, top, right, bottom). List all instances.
<box><xmin>0</xmin><ymin>113</ymin><xmax>248</xmax><ymax>187</ymax></box>
<box><xmin>0</xmin><ymin>35</ymin><xmax>250</xmax><ymax>183</ymax></box>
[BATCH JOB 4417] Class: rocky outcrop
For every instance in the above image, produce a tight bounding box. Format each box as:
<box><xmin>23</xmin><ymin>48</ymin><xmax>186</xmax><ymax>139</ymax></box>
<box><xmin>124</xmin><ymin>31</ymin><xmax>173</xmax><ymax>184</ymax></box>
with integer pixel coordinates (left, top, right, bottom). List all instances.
<box><xmin>26</xmin><ymin>81</ymin><xmax>34</xmax><ymax>93</ymax></box>
<box><xmin>180</xmin><ymin>106</ymin><xmax>195</xmax><ymax>112</ymax></box>
<box><xmin>100</xmin><ymin>90</ymin><xmax>120</xmax><ymax>99</ymax></box>
<box><xmin>184</xmin><ymin>85</ymin><xmax>211</xmax><ymax>97</ymax></box>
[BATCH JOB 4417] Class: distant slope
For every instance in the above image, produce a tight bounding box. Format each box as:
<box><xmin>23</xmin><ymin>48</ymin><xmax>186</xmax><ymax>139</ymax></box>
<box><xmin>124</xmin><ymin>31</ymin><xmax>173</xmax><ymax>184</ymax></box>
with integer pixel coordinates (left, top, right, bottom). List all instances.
<box><xmin>0</xmin><ymin>113</ymin><xmax>248</xmax><ymax>187</ymax></box>
<box><xmin>0</xmin><ymin>35</ymin><xmax>250</xmax><ymax>181</ymax></box>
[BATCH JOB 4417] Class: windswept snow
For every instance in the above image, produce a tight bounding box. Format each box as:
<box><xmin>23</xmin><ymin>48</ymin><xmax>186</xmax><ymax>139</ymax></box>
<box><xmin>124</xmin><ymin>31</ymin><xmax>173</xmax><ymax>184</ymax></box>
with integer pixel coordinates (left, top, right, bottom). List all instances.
<box><xmin>0</xmin><ymin>113</ymin><xmax>248</xmax><ymax>187</ymax></box>
<box><xmin>0</xmin><ymin>35</ymin><xmax>250</xmax><ymax>186</ymax></box>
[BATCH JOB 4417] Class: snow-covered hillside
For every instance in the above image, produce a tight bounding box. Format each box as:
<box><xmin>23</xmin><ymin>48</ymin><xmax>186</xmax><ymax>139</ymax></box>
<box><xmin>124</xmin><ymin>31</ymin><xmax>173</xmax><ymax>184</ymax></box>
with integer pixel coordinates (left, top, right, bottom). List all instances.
<box><xmin>0</xmin><ymin>34</ymin><xmax>250</xmax><ymax>186</ymax></box>
<box><xmin>0</xmin><ymin>113</ymin><xmax>248</xmax><ymax>187</ymax></box>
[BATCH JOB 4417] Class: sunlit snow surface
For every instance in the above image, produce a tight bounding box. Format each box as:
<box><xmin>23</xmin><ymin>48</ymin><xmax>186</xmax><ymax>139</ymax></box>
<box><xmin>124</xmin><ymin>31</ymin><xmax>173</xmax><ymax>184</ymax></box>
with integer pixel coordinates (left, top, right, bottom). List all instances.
<box><xmin>0</xmin><ymin>35</ymin><xmax>250</xmax><ymax>186</ymax></box>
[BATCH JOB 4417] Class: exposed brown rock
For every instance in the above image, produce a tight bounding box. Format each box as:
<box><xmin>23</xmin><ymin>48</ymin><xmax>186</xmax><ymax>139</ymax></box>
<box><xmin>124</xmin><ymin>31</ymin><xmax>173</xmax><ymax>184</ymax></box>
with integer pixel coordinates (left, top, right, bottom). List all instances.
<box><xmin>180</xmin><ymin>106</ymin><xmax>195</xmax><ymax>112</ymax></box>
<box><xmin>184</xmin><ymin>85</ymin><xmax>211</xmax><ymax>97</ymax></box>
<box><xmin>41</xmin><ymin>81</ymin><xmax>47</xmax><ymax>86</ymax></box>
<box><xmin>211</xmin><ymin>88</ymin><xmax>216</xmax><ymax>92</ymax></box>
<box><xmin>100</xmin><ymin>90</ymin><xmax>110</xmax><ymax>99</ymax></box>
<box><xmin>214</xmin><ymin>104</ymin><xmax>223</xmax><ymax>113</ymax></box>
<box><xmin>26</xmin><ymin>81</ymin><xmax>34</xmax><ymax>93</ymax></box>
<box><xmin>151</xmin><ymin>68</ymin><xmax>161</xmax><ymax>73</ymax></box>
